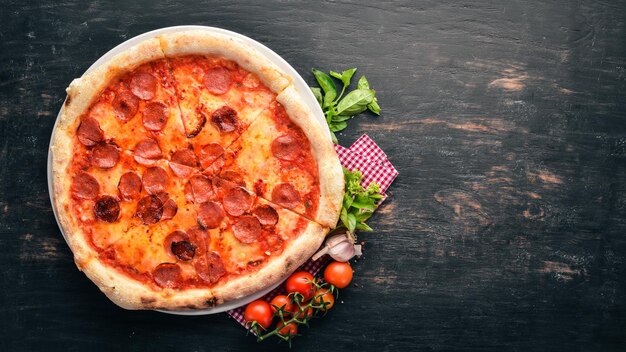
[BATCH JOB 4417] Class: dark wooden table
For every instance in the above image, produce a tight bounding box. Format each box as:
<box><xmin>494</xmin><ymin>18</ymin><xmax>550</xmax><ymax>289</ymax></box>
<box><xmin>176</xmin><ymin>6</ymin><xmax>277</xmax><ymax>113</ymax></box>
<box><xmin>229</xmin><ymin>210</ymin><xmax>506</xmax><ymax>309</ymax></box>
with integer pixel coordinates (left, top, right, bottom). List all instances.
<box><xmin>2</xmin><ymin>1</ymin><xmax>626</xmax><ymax>351</ymax></box>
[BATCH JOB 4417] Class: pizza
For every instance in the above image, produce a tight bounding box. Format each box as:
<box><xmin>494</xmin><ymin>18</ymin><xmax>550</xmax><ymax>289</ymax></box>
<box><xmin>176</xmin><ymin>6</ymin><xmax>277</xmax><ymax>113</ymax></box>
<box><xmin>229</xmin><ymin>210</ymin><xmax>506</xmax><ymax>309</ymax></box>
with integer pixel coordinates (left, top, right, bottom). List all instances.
<box><xmin>50</xmin><ymin>30</ymin><xmax>343</xmax><ymax>310</ymax></box>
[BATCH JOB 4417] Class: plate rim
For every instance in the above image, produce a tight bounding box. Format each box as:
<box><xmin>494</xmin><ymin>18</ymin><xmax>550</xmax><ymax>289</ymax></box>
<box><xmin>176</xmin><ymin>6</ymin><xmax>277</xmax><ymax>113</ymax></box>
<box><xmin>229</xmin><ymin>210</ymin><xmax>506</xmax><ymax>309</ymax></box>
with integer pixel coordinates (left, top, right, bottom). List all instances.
<box><xmin>46</xmin><ymin>25</ymin><xmax>328</xmax><ymax>316</ymax></box>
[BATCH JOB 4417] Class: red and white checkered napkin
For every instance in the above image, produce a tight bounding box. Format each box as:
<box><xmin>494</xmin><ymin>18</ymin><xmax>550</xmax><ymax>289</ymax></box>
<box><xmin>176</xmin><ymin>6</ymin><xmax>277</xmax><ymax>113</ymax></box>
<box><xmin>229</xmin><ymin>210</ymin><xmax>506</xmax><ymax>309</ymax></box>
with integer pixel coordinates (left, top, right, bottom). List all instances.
<box><xmin>228</xmin><ymin>134</ymin><xmax>398</xmax><ymax>327</ymax></box>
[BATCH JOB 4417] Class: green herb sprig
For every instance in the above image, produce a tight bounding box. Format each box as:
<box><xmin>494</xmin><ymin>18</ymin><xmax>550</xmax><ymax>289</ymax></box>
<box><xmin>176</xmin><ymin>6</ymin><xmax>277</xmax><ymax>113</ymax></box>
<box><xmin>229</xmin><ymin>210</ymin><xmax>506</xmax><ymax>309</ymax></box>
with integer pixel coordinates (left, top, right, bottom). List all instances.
<box><xmin>337</xmin><ymin>167</ymin><xmax>384</xmax><ymax>234</ymax></box>
<box><xmin>311</xmin><ymin>68</ymin><xmax>381</xmax><ymax>143</ymax></box>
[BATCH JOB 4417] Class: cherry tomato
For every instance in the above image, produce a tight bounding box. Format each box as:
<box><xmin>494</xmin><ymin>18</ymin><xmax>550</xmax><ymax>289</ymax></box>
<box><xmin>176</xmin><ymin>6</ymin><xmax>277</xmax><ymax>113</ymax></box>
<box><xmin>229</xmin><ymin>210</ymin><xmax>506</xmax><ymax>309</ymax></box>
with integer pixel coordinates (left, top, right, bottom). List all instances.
<box><xmin>324</xmin><ymin>261</ymin><xmax>353</xmax><ymax>288</ymax></box>
<box><xmin>244</xmin><ymin>300</ymin><xmax>273</xmax><ymax>329</ymax></box>
<box><xmin>270</xmin><ymin>295</ymin><xmax>294</xmax><ymax>314</ymax></box>
<box><xmin>313</xmin><ymin>288</ymin><xmax>335</xmax><ymax>310</ymax></box>
<box><xmin>294</xmin><ymin>306</ymin><xmax>313</xmax><ymax>319</ymax></box>
<box><xmin>277</xmin><ymin>322</ymin><xmax>298</xmax><ymax>336</ymax></box>
<box><xmin>285</xmin><ymin>271</ymin><xmax>315</xmax><ymax>301</ymax></box>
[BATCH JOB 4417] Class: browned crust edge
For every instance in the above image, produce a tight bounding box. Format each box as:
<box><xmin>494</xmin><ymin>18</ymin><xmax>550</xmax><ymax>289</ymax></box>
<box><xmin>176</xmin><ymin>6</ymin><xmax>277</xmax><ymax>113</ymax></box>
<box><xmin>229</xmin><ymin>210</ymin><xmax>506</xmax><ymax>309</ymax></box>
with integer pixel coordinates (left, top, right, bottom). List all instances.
<box><xmin>157</xmin><ymin>30</ymin><xmax>292</xmax><ymax>94</ymax></box>
<box><xmin>210</xmin><ymin>221</ymin><xmax>327</xmax><ymax>304</ymax></box>
<box><xmin>276</xmin><ymin>86</ymin><xmax>344</xmax><ymax>228</ymax></box>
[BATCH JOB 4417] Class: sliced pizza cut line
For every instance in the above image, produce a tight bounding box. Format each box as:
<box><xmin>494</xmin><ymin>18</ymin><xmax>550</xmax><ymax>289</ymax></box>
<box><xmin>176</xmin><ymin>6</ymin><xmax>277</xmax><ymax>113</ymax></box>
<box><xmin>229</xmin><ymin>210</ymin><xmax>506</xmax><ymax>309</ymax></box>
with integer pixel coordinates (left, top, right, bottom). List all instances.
<box><xmin>160</xmin><ymin>55</ymin><xmax>279</xmax><ymax>172</ymax></box>
<box><xmin>201</xmin><ymin>90</ymin><xmax>343</xmax><ymax>229</ymax></box>
<box><xmin>91</xmin><ymin>172</ymin><xmax>326</xmax><ymax>305</ymax></box>
<box><xmin>185</xmin><ymin>175</ymin><xmax>328</xmax><ymax>304</ymax></box>
<box><xmin>158</xmin><ymin>30</ymin><xmax>291</xmax><ymax>155</ymax></box>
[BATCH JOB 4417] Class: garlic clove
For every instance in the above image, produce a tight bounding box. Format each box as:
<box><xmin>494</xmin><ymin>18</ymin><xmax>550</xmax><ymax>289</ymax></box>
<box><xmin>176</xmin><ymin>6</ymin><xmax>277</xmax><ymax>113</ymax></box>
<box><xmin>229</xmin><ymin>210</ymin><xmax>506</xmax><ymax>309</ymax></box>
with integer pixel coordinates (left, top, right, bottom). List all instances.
<box><xmin>312</xmin><ymin>231</ymin><xmax>362</xmax><ymax>262</ymax></box>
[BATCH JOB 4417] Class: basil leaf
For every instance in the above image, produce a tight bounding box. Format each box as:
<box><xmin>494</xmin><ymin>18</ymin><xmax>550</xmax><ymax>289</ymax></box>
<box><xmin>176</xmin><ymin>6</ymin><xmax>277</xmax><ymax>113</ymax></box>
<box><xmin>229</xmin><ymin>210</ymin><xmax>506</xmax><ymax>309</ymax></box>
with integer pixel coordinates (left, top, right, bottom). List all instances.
<box><xmin>357</xmin><ymin>75</ymin><xmax>370</xmax><ymax>89</ymax></box>
<box><xmin>347</xmin><ymin>213</ymin><xmax>357</xmax><ymax>233</ymax></box>
<box><xmin>330</xmin><ymin>69</ymin><xmax>357</xmax><ymax>88</ymax></box>
<box><xmin>329</xmin><ymin>70</ymin><xmax>342</xmax><ymax>80</ymax></box>
<box><xmin>355</xmin><ymin>211</ymin><xmax>373</xmax><ymax>222</ymax></box>
<box><xmin>355</xmin><ymin>222</ymin><xmax>373</xmax><ymax>232</ymax></box>
<box><xmin>323</xmin><ymin>90</ymin><xmax>336</xmax><ymax>109</ymax></box>
<box><xmin>336</xmin><ymin>89</ymin><xmax>375</xmax><ymax>116</ymax></box>
<box><xmin>340</xmin><ymin>68</ymin><xmax>357</xmax><ymax>87</ymax></box>
<box><xmin>343</xmin><ymin>193</ymin><xmax>353</xmax><ymax>209</ymax></box>
<box><xmin>369</xmin><ymin>193</ymin><xmax>385</xmax><ymax>200</ymax></box>
<box><xmin>351</xmin><ymin>195</ymin><xmax>377</xmax><ymax>211</ymax></box>
<box><xmin>312</xmin><ymin>68</ymin><xmax>337</xmax><ymax>99</ymax></box>
<box><xmin>351</xmin><ymin>202</ymin><xmax>376</xmax><ymax>212</ymax></box>
<box><xmin>340</xmin><ymin>207</ymin><xmax>349</xmax><ymax>228</ymax></box>
<box><xmin>329</xmin><ymin>121</ymin><xmax>348</xmax><ymax>132</ymax></box>
<box><xmin>367</xmin><ymin>96</ymin><xmax>381</xmax><ymax>115</ymax></box>
<box><xmin>311</xmin><ymin>87</ymin><xmax>323</xmax><ymax>106</ymax></box>
<box><xmin>332</xmin><ymin>115</ymin><xmax>352</xmax><ymax>122</ymax></box>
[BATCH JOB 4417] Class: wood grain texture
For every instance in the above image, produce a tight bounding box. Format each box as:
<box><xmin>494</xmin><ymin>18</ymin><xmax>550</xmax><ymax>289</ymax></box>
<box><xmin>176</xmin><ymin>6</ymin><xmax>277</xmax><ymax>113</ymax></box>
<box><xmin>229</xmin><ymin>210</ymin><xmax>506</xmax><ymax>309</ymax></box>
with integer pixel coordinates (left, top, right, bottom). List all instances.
<box><xmin>1</xmin><ymin>0</ymin><xmax>626</xmax><ymax>350</ymax></box>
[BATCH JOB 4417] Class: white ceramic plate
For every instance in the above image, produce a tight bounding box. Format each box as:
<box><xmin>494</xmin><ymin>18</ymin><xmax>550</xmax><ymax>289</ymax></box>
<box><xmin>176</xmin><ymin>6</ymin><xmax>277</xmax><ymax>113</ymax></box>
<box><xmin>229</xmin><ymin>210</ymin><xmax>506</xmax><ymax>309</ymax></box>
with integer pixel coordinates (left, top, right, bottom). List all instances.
<box><xmin>47</xmin><ymin>25</ymin><xmax>328</xmax><ymax>315</ymax></box>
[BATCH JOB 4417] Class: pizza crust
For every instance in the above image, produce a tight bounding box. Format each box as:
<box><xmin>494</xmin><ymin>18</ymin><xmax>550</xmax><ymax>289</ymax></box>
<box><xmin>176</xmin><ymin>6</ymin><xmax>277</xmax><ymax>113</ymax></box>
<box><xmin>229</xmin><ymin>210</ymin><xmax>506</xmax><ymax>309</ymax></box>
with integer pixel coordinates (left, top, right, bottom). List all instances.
<box><xmin>277</xmin><ymin>86</ymin><xmax>344</xmax><ymax>228</ymax></box>
<box><xmin>158</xmin><ymin>30</ymin><xmax>291</xmax><ymax>94</ymax></box>
<box><xmin>50</xmin><ymin>31</ymin><xmax>343</xmax><ymax>310</ymax></box>
<box><xmin>210</xmin><ymin>221</ymin><xmax>327</xmax><ymax>304</ymax></box>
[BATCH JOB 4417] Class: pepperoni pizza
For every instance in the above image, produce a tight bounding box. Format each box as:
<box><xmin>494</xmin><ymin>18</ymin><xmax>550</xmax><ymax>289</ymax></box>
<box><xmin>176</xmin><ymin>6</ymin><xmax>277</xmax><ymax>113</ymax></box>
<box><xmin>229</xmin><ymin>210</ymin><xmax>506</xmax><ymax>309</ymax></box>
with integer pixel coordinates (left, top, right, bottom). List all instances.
<box><xmin>50</xmin><ymin>31</ymin><xmax>343</xmax><ymax>310</ymax></box>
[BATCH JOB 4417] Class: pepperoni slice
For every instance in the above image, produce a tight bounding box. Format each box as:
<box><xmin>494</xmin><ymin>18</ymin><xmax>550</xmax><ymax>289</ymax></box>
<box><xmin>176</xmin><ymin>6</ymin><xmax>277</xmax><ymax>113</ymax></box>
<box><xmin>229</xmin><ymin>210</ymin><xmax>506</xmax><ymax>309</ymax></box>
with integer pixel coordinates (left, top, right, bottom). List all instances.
<box><xmin>93</xmin><ymin>196</ymin><xmax>120</xmax><ymax>223</ymax></box>
<box><xmin>194</xmin><ymin>251</ymin><xmax>226</xmax><ymax>284</ymax></box>
<box><xmin>92</xmin><ymin>143</ymin><xmax>119</xmax><ymax>169</ymax></box>
<box><xmin>112</xmin><ymin>91</ymin><xmax>139</xmax><ymax>122</ymax></box>
<box><xmin>271</xmin><ymin>134</ymin><xmax>300</xmax><ymax>161</ymax></box>
<box><xmin>197</xmin><ymin>201</ymin><xmax>224</xmax><ymax>229</ymax></box>
<box><xmin>211</xmin><ymin>175</ymin><xmax>232</xmax><ymax>193</ymax></box>
<box><xmin>188</xmin><ymin>175</ymin><xmax>214</xmax><ymax>203</ymax></box>
<box><xmin>118</xmin><ymin>172</ymin><xmax>141</xmax><ymax>201</ymax></box>
<box><xmin>169</xmin><ymin>148</ymin><xmax>198</xmax><ymax>178</ymax></box>
<box><xmin>187</xmin><ymin>227</ymin><xmax>209</xmax><ymax>256</ymax></box>
<box><xmin>220</xmin><ymin>170</ymin><xmax>245</xmax><ymax>186</ymax></box>
<box><xmin>210</xmin><ymin>106</ymin><xmax>237</xmax><ymax>133</ymax></box>
<box><xmin>130</xmin><ymin>72</ymin><xmax>157</xmax><ymax>100</ymax></box>
<box><xmin>183</xmin><ymin>180</ymin><xmax>194</xmax><ymax>203</ymax></box>
<box><xmin>169</xmin><ymin>160</ymin><xmax>194</xmax><ymax>179</ymax></box>
<box><xmin>198</xmin><ymin>143</ymin><xmax>224</xmax><ymax>169</ymax></box>
<box><xmin>203</xmin><ymin>67</ymin><xmax>232</xmax><ymax>95</ymax></box>
<box><xmin>142</xmin><ymin>166</ymin><xmax>169</xmax><ymax>195</ymax></box>
<box><xmin>232</xmin><ymin>215</ymin><xmax>262</xmax><ymax>244</ymax></box>
<box><xmin>71</xmin><ymin>172</ymin><xmax>100</xmax><ymax>200</ymax></box>
<box><xmin>161</xmin><ymin>198</ymin><xmax>178</xmax><ymax>220</ymax></box>
<box><xmin>252</xmin><ymin>204</ymin><xmax>279</xmax><ymax>226</ymax></box>
<box><xmin>142</xmin><ymin>101</ymin><xmax>169</xmax><ymax>132</ymax></box>
<box><xmin>204</xmin><ymin>155</ymin><xmax>225</xmax><ymax>176</ymax></box>
<box><xmin>135</xmin><ymin>195</ymin><xmax>163</xmax><ymax>224</ymax></box>
<box><xmin>154</xmin><ymin>190</ymin><xmax>169</xmax><ymax>204</ymax></box>
<box><xmin>153</xmin><ymin>263</ymin><xmax>181</xmax><ymax>288</ymax></box>
<box><xmin>77</xmin><ymin>117</ymin><xmax>103</xmax><ymax>146</ymax></box>
<box><xmin>223</xmin><ymin>187</ymin><xmax>253</xmax><ymax>216</ymax></box>
<box><xmin>171</xmin><ymin>241</ymin><xmax>196</xmax><ymax>261</ymax></box>
<box><xmin>134</xmin><ymin>139</ymin><xmax>162</xmax><ymax>165</ymax></box>
<box><xmin>164</xmin><ymin>230</ymin><xmax>189</xmax><ymax>259</ymax></box>
<box><xmin>271</xmin><ymin>183</ymin><xmax>301</xmax><ymax>209</ymax></box>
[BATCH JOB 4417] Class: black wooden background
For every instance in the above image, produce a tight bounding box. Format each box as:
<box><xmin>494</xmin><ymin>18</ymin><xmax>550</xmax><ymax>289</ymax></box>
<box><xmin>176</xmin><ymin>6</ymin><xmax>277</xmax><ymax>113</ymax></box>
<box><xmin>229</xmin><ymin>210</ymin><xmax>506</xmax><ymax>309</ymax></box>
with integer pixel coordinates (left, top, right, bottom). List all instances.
<box><xmin>1</xmin><ymin>1</ymin><xmax>625</xmax><ymax>351</ymax></box>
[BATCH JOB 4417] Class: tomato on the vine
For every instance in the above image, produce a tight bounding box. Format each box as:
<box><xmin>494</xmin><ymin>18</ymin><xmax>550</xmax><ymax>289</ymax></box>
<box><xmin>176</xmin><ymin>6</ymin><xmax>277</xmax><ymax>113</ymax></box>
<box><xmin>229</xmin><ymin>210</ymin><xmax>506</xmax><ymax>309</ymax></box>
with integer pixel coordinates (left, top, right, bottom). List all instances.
<box><xmin>270</xmin><ymin>295</ymin><xmax>293</xmax><ymax>314</ymax></box>
<box><xmin>313</xmin><ymin>288</ymin><xmax>335</xmax><ymax>310</ymax></box>
<box><xmin>277</xmin><ymin>322</ymin><xmax>298</xmax><ymax>336</ymax></box>
<box><xmin>324</xmin><ymin>261</ymin><xmax>353</xmax><ymax>288</ymax></box>
<box><xmin>293</xmin><ymin>306</ymin><xmax>314</xmax><ymax>319</ymax></box>
<box><xmin>244</xmin><ymin>300</ymin><xmax>273</xmax><ymax>329</ymax></box>
<box><xmin>285</xmin><ymin>271</ymin><xmax>315</xmax><ymax>301</ymax></box>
